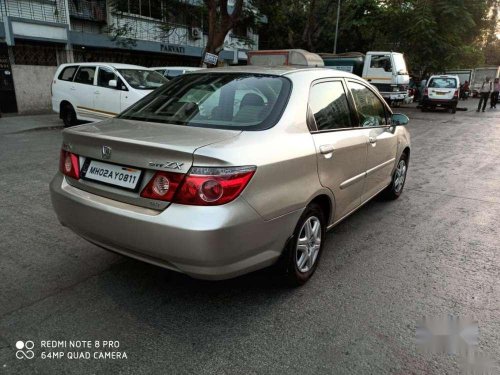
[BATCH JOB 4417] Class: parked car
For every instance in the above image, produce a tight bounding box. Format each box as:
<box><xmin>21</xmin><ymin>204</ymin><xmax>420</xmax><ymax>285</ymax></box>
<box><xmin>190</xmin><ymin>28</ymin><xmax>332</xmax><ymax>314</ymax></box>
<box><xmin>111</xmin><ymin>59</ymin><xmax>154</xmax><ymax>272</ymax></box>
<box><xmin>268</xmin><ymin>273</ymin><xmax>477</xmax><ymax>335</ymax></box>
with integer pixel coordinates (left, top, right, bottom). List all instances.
<box><xmin>421</xmin><ymin>75</ymin><xmax>460</xmax><ymax>113</ymax></box>
<box><xmin>152</xmin><ymin>66</ymin><xmax>202</xmax><ymax>79</ymax></box>
<box><xmin>50</xmin><ymin>66</ymin><xmax>411</xmax><ymax>285</ymax></box>
<box><xmin>52</xmin><ymin>63</ymin><xmax>168</xmax><ymax>127</ymax></box>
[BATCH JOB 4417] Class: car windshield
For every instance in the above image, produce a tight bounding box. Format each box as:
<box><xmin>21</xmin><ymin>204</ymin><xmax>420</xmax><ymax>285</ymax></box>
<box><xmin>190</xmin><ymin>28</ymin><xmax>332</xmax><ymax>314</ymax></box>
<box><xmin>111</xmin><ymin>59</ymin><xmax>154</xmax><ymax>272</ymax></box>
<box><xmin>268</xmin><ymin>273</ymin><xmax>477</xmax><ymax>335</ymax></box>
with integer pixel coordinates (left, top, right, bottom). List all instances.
<box><xmin>119</xmin><ymin>73</ymin><xmax>291</xmax><ymax>131</ymax></box>
<box><xmin>429</xmin><ymin>77</ymin><xmax>457</xmax><ymax>88</ymax></box>
<box><xmin>118</xmin><ymin>69</ymin><xmax>168</xmax><ymax>90</ymax></box>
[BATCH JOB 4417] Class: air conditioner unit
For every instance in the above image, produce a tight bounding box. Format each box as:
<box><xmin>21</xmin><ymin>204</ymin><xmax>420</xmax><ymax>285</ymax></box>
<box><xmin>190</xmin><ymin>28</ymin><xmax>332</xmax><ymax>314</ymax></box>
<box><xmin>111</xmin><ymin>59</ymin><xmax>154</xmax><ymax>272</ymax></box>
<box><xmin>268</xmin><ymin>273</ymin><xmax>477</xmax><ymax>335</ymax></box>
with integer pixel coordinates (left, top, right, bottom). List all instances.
<box><xmin>189</xmin><ymin>27</ymin><xmax>202</xmax><ymax>40</ymax></box>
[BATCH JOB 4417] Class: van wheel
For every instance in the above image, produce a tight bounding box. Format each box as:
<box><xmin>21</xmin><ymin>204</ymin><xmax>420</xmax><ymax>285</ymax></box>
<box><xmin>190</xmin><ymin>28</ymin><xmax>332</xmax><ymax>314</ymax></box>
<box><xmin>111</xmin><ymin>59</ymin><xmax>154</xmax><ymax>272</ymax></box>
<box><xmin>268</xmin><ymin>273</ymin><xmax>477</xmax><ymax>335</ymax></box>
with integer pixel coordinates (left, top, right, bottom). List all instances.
<box><xmin>450</xmin><ymin>106</ymin><xmax>456</xmax><ymax>114</ymax></box>
<box><xmin>382</xmin><ymin>153</ymin><xmax>408</xmax><ymax>200</ymax></box>
<box><xmin>62</xmin><ymin>104</ymin><xmax>77</xmax><ymax>127</ymax></box>
<box><xmin>281</xmin><ymin>203</ymin><xmax>326</xmax><ymax>286</ymax></box>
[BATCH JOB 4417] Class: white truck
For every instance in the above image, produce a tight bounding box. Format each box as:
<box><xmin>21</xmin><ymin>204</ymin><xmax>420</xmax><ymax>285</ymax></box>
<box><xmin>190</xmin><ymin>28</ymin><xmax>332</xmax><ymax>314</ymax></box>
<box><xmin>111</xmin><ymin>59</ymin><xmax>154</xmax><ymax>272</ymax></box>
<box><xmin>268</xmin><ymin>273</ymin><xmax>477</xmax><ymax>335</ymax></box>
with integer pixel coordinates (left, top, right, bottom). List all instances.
<box><xmin>320</xmin><ymin>51</ymin><xmax>410</xmax><ymax>106</ymax></box>
<box><xmin>471</xmin><ymin>66</ymin><xmax>500</xmax><ymax>97</ymax></box>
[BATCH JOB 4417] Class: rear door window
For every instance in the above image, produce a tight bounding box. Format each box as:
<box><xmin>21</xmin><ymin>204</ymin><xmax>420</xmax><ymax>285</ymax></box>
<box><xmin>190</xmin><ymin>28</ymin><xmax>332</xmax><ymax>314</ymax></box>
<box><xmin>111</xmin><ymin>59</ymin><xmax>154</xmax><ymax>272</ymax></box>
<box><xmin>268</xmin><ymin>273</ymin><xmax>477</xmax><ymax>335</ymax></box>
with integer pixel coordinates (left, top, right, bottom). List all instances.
<box><xmin>347</xmin><ymin>81</ymin><xmax>387</xmax><ymax>127</ymax></box>
<box><xmin>58</xmin><ymin>66</ymin><xmax>78</xmax><ymax>81</ymax></box>
<box><xmin>74</xmin><ymin>66</ymin><xmax>96</xmax><ymax>85</ymax></box>
<box><xmin>308</xmin><ymin>81</ymin><xmax>353</xmax><ymax>131</ymax></box>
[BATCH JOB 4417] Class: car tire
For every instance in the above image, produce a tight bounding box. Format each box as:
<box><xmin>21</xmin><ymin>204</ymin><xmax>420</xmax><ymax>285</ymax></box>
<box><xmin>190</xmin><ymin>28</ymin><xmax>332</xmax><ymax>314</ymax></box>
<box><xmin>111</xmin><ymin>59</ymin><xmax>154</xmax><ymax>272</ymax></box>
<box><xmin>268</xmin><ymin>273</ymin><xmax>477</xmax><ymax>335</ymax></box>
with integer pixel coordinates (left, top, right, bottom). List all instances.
<box><xmin>281</xmin><ymin>203</ymin><xmax>326</xmax><ymax>286</ymax></box>
<box><xmin>62</xmin><ymin>104</ymin><xmax>77</xmax><ymax>128</ymax></box>
<box><xmin>421</xmin><ymin>106</ymin><xmax>427</xmax><ymax>112</ymax></box>
<box><xmin>382</xmin><ymin>153</ymin><xmax>409</xmax><ymax>200</ymax></box>
<box><xmin>450</xmin><ymin>106</ymin><xmax>457</xmax><ymax>114</ymax></box>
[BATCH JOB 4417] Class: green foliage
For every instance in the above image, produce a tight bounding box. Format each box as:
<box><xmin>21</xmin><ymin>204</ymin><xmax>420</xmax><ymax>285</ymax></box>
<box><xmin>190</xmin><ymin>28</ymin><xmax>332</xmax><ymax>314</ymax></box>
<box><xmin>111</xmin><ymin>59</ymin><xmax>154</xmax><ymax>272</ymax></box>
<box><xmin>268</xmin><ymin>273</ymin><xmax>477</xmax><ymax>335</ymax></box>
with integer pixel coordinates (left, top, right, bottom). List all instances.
<box><xmin>257</xmin><ymin>0</ymin><xmax>499</xmax><ymax>74</ymax></box>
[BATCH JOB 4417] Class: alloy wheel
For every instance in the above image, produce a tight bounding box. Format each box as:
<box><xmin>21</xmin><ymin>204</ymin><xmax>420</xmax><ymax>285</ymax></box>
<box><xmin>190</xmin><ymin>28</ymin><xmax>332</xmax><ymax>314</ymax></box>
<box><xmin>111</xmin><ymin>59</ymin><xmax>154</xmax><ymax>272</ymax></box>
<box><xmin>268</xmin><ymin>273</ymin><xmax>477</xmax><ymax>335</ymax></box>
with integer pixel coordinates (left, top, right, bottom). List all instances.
<box><xmin>394</xmin><ymin>159</ymin><xmax>407</xmax><ymax>193</ymax></box>
<box><xmin>296</xmin><ymin>216</ymin><xmax>322</xmax><ymax>273</ymax></box>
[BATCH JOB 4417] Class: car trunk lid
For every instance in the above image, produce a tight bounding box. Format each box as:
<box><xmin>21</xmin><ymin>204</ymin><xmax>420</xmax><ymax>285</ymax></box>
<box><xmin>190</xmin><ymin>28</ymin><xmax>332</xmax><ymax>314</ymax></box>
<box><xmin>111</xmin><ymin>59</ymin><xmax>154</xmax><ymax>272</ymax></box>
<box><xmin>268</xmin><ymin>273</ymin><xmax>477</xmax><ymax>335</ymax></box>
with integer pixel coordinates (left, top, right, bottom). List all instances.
<box><xmin>61</xmin><ymin>118</ymin><xmax>241</xmax><ymax>210</ymax></box>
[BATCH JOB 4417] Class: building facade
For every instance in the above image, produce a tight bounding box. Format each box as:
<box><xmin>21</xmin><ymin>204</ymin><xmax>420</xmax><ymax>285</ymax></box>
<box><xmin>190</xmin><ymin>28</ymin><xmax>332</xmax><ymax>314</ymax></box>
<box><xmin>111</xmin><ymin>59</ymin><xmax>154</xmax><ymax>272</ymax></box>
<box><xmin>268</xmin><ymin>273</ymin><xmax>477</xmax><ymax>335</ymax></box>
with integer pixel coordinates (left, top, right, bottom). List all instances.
<box><xmin>0</xmin><ymin>0</ymin><xmax>258</xmax><ymax>114</ymax></box>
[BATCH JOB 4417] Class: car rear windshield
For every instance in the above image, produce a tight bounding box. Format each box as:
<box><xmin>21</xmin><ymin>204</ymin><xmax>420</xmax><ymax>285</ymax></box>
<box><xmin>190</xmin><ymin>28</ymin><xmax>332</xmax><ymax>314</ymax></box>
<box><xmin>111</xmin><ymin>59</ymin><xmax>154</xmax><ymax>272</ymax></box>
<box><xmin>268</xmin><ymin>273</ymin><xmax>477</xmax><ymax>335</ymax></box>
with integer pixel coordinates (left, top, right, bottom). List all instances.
<box><xmin>119</xmin><ymin>73</ymin><xmax>291</xmax><ymax>131</ymax></box>
<box><xmin>429</xmin><ymin>77</ymin><xmax>457</xmax><ymax>88</ymax></box>
<box><xmin>118</xmin><ymin>69</ymin><xmax>168</xmax><ymax>90</ymax></box>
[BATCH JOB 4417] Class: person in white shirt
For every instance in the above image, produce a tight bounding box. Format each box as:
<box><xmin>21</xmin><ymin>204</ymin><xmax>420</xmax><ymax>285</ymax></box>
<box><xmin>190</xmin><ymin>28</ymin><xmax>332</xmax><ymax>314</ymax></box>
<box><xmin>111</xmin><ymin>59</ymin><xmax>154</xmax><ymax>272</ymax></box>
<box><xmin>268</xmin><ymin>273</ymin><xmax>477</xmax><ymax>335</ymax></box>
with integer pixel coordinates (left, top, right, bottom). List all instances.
<box><xmin>477</xmin><ymin>77</ymin><xmax>493</xmax><ymax>112</ymax></box>
<box><xmin>490</xmin><ymin>78</ymin><xmax>499</xmax><ymax>109</ymax></box>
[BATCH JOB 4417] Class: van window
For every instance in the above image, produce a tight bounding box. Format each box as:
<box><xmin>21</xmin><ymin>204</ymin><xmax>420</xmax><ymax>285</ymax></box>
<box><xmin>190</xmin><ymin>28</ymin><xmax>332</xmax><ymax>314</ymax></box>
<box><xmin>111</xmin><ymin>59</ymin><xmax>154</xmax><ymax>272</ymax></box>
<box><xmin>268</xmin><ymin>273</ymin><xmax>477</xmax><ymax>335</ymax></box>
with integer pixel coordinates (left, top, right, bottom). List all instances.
<box><xmin>166</xmin><ymin>70</ymin><xmax>183</xmax><ymax>79</ymax></box>
<box><xmin>309</xmin><ymin>81</ymin><xmax>353</xmax><ymax>130</ymax></box>
<box><xmin>74</xmin><ymin>67</ymin><xmax>96</xmax><ymax>85</ymax></box>
<box><xmin>370</xmin><ymin>55</ymin><xmax>392</xmax><ymax>73</ymax></box>
<box><xmin>117</xmin><ymin>69</ymin><xmax>167</xmax><ymax>90</ymax></box>
<box><xmin>348</xmin><ymin>81</ymin><xmax>387</xmax><ymax>127</ymax></box>
<box><xmin>58</xmin><ymin>66</ymin><xmax>78</xmax><ymax>81</ymax></box>
<box><xmin>119</xmin><ymin>73</ymin><xmax>291</xmax><ymax>131</ymax></box>
<box><xmin>97</xmin><ymin>66</ymin><xmax>117</xmax><ymax>88</ymax></box>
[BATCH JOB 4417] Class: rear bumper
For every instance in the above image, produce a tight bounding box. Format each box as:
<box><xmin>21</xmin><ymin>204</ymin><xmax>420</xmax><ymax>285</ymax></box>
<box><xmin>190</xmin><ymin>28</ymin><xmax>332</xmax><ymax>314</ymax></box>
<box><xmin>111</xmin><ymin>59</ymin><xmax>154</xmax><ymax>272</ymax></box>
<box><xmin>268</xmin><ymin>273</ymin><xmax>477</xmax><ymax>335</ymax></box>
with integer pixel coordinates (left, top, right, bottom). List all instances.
<box><xmin>50</xmin><ymin>173</ymin><xmax>302</xmax><ymax>280</ymax></box>
<box><xmin>421</xmin><ymin>97</ymin><xmax>458</xmax><ymax>107</ymax></box>
<box><xmin>380</xmin><ymin>91</ymin><xmax>407</xmax><ymax>101</ymax></box>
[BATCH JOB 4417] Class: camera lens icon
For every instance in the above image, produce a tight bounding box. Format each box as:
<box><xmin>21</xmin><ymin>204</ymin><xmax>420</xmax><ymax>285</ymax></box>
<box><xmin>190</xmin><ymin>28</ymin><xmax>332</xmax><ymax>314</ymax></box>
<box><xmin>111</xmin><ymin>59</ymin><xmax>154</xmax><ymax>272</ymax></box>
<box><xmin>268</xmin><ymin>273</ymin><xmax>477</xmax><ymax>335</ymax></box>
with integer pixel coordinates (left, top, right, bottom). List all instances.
<box><xmin>15</xmin><ymin>340</ymin><xmax>35</xmax><ymax>359</ymax></box>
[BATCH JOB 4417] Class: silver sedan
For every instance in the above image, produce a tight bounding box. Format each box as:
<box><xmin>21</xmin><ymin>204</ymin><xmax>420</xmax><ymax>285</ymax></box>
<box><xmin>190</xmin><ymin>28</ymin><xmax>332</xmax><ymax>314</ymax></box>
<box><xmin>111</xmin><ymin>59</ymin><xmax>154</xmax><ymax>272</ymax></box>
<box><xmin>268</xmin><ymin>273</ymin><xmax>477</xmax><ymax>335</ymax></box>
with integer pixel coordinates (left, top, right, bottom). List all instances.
<box><xmin>50</xmin><ymin>66</ymin><xmax>411</xmax><ymax>285</ymax></box>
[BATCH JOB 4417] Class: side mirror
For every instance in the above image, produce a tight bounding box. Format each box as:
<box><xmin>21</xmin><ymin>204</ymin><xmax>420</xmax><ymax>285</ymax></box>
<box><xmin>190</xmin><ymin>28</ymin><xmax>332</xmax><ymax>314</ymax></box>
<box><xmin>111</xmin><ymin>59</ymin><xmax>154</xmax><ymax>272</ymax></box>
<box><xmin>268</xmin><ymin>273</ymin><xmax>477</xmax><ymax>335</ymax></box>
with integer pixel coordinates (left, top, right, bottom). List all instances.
<box><xmin>397</xmin><ymin>69</ymin><xmax>407</xmax><ymax>75</ymax></box>
<box><xmin>392</xmin><ymin>113</ymin><xmax>409</xmax><ymax>126</ymax></box>
<box><xmin>108</xmin><ymin>79</ymin><xmax>117</xmax><ymax>88</ymax></box>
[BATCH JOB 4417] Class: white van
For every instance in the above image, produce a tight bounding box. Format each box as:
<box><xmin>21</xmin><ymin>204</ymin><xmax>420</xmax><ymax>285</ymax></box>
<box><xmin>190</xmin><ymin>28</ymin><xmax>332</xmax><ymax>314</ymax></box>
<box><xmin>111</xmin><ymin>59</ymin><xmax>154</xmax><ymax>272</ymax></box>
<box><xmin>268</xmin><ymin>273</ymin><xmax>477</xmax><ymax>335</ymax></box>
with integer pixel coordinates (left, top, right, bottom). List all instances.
<box><xmin>152</xmin><ymin>66</ymin><xmax>202</xmax><ymax>79</ymax></box>
<box><xmin>421</xmin><ymin>75</ymin><xmax>460</xmax><ymax>113</ymax></box>
<box><xmin>52</xmin><ymin>63</ymin><xmax>168</xmax><ymax>127</ymax></box>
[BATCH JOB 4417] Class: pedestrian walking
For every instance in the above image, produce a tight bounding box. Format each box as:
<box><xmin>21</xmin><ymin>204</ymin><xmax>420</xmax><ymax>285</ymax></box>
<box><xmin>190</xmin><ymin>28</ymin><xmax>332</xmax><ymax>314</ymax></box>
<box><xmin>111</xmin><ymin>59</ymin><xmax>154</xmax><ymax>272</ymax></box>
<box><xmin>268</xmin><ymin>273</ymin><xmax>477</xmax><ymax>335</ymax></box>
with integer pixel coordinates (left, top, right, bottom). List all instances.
<box><xmin>491</xmin><ymin>78</ymin><xmax>499</xmax><ymax>109</ymax></box>
<box><xmin>477</xmin><ymin>77</ymin><xmax>492</xmax><ymax>112</ymax></box>
<box><xmin>461</xmin><ymin>81</ymin><xmax>470</xmax><ymax>100</ymax></box>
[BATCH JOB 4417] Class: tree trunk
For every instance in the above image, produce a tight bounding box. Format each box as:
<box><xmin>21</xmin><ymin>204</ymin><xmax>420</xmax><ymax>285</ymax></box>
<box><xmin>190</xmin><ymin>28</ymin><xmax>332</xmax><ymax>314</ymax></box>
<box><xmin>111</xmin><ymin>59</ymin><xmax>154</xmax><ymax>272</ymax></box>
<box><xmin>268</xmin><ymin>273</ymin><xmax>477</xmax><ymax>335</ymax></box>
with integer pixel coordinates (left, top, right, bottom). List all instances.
<box><xmin>201</xmin><ymin>0</ymin><xmax>244</xmax><ymax>67</ymax></box>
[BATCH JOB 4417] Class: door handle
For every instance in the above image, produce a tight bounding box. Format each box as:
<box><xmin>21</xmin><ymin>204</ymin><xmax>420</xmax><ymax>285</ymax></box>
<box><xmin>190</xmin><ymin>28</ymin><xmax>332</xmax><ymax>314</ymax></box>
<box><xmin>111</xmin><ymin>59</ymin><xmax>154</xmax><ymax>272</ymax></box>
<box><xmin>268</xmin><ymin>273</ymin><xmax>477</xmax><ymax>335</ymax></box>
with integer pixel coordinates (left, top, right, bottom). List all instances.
<box><xmin>94</xmin><ymin>91</ymin><xmax>100</xmax><ymax>94</ymax></box>
<box><xmin>369</xmin><ymin>136</ymin><xmax>377</xmax><ymax>144</ymax></box>
<box><xmin>70</xmin><ymin>87</ymin><xmax>76</xmax><ymax>91</ymax></box>
<box><xmin>319</xmin><ymin>144</ymin><xmax>335</xmax><ymax>158</ymax></box>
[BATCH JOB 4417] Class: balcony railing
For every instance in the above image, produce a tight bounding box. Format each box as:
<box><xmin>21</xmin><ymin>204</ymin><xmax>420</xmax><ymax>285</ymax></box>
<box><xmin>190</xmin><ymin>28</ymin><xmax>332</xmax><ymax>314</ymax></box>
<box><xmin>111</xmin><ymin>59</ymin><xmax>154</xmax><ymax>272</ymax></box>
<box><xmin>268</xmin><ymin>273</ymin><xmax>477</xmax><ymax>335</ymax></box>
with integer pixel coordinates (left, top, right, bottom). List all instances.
<box><xmin>69</xmin><ymin>0</ymin><xmax>106</xmax><ymax>23</ymax></box>
<box><xmin>2</xmin><ymin>0</ymin><xmax>68</xmax><ymax>24</ymax></box>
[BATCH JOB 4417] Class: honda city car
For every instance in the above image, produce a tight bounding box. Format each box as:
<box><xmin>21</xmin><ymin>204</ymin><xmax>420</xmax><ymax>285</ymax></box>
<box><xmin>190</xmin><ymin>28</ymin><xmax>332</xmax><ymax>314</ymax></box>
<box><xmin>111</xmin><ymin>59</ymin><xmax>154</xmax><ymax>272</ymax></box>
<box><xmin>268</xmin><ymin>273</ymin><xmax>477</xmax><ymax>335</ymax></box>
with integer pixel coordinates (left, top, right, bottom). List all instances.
<box><xmin>50</xmin><ymin>66</ymin><xmax>411</xmax><ymax>285</ymax></box>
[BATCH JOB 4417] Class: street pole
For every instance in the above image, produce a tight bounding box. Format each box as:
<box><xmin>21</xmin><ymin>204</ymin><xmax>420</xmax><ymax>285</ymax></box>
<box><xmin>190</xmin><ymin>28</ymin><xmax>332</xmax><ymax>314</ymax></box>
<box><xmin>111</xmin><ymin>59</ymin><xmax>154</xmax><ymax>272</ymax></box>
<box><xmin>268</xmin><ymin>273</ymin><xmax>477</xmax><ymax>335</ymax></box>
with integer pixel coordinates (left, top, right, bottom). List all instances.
<box><xmin>333</xmin><ymin>0</ymin><xmax>341</xmax><ymax>54</ymax></box>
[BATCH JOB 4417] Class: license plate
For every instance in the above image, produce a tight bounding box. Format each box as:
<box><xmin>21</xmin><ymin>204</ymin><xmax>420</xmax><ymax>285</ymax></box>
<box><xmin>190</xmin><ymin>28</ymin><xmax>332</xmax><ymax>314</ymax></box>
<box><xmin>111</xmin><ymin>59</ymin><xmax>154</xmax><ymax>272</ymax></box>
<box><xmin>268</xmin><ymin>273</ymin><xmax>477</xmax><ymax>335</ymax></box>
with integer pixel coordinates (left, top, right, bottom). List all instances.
<box><xmin>82</xmin><ymin>160</ymin><xmax>142</xmax><ymax>190</ymax></box>
<box><xmin>435</xmin><ymin>92</ymin><xmax>446</xmax><ymax>95</ymax></box>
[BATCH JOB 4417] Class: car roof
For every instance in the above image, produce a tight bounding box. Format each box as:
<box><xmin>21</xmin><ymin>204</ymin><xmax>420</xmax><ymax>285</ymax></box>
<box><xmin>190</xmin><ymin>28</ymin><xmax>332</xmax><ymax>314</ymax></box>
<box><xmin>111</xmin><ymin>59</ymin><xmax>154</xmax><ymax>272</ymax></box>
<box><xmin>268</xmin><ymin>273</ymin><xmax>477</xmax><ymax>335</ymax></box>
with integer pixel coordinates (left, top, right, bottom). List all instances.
<box><xmin>60</xmin><ymin>62</ymin><xmax>150</xmax><ymax>70</ymax></box>
<box><xmin>367</xmin><ymin>51</ymin><xmax>403</xmax><ymax>55</ymax></box>
<box><xmin>429</xmin><ymin>75</ymin><xmax>460</xmax><ymax>79</ymax></box>
<box><xmin>188</xmin><ymin>65</ymin><xmax>360</xmax><ymax>79</ymax></box>
<box><xmin>152</xmin><ymin>66</ymin><xmax>203</xmax><ymax>70</ymax></box>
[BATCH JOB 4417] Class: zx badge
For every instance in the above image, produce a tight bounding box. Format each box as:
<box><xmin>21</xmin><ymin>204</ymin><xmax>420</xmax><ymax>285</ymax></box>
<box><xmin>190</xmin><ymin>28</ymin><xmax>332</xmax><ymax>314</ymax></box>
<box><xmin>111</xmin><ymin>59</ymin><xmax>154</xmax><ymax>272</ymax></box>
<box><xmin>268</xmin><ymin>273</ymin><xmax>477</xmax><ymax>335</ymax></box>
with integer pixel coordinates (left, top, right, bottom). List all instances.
<box><xmin>148</xmin><ymin>161</ymin><xmax>184</xmax><ymax>170</ymax></box>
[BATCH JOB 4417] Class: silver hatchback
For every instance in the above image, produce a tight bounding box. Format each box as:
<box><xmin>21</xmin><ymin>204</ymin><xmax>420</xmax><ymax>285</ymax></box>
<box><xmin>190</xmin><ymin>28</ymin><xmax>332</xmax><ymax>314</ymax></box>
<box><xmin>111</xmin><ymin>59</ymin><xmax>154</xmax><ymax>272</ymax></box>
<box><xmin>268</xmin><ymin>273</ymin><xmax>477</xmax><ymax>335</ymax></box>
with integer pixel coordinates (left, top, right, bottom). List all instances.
<box><xmin>50</xmin><ymin>66</ymin><xmax>411</xmax><ymax>285</ymax></box>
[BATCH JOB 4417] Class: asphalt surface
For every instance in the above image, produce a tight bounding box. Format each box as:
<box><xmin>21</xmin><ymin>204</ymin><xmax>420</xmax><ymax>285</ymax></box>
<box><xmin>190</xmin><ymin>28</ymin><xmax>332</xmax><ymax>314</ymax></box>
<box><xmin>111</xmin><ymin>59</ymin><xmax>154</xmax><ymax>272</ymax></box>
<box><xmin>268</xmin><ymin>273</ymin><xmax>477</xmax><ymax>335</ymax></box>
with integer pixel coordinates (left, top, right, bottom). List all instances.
<box><xmin>0</xmin><ymin>100</ymin><xmax>499</xmax><ymax>374</ymax></box>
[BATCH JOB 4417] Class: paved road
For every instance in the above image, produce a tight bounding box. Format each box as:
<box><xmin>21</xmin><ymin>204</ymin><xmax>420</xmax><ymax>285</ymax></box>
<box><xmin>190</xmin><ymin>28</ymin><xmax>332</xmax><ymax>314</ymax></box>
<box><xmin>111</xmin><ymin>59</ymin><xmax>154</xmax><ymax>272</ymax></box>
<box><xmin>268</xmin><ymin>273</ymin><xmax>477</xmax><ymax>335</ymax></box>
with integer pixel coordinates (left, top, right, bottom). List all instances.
<box><xmin>0</xmin><ymin>101</ymin><xmax>499</xmax><ymax>374</ymax></box>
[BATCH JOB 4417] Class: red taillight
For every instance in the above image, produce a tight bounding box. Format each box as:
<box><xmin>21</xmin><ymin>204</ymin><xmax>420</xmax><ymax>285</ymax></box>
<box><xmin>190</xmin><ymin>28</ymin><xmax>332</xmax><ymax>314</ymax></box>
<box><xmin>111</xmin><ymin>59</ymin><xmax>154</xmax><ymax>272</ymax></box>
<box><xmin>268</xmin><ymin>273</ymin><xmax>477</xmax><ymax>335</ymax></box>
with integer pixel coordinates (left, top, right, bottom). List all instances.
<box><xmin>140</xmin><ymin>171</ymin><xmax>184</xmax><ymax>201</ymax></box>
<box><xmin>175</xmin><ymin>166</ymin><xmax>256</xmax><ymax>205</ymax></box>
<box><xmin>59</xmin><ymin>150</ymin><xmax>80</xmax><ymax>179</ymax></box>
<box><xmin>140</xmin><ymin>166</ymin><xmax>256</xmax><ymax>206</ymax></box>
<box><xmin>454</xmin><ymin>90</ymin><xmax>459</xmax><ymax>98</ymax></box>
<box><xmin>424</xmin><ymin>88</ymin><xmax>428</xmax><ymax>96</ymax></box>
